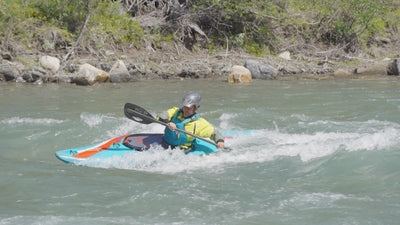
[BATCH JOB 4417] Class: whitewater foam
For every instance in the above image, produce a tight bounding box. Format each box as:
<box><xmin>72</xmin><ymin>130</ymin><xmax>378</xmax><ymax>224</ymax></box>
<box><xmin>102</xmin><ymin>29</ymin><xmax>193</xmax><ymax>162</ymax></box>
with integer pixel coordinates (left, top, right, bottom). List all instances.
<box><xmin>79</xmin><ymin>119</ymin><xmax>400</xmax><ymax>174</ymax></box>
<box><xmin>80</xmin><ymin>112</ymin><xmax>117</xmax><ymax>128</ymax></box>
<box><xmin>1</xmin><ymin>117</ymin><xmax>65</xmax><ymax>125</ymax></box>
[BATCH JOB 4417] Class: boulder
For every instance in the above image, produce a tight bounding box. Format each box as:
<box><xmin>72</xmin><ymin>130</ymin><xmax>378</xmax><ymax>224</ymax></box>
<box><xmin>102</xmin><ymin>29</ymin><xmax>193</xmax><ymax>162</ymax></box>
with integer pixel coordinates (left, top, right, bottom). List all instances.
<box><xmin>39</xmin><ymin>55</ymin><xmax>60</xmax><ymax>73</ymax></box>
<box><xmin>22</xmin><ymin>68</ymin><xmax>47</xmax><ymax>83</ymax></box>
<box><xmin>244</xmin><ymin>60</ymin><xmax>278</xmax><ymax>79</ymax></box>
<box><xmin>72</xmin><ymin>63</ymin><xmax>109</xmax><ymax>85</ymax></box>
<box><xmin>387</xmin><ymin>59</ymin><xmax>399</xmax><ymax>75</ymax></box>
<box><xmin>109</xmin><ymin>60</ymin><xmax>131</xmax><ymax>83</ymax></box>
<box><xmin>22</xmin><ymin>71</ymin><xmax>38</xmax><ymax>83</ymax></box>
<box><xmin>180</xmin><ymin>62</ymin><xmax>212</xmax><ymax>78</ymax></box>
<box><xmin>1</xmin><ymin>52</ymin><xmax>13</xmax><ymax>61</ymax></box>
<box><xmin>278</xmin><ymin>51</ymin><xmax>291</xmax><ymax>60</ymax></box>
<box><xmin>333</xmin><ymin>69</ymin><xmax>351</xmax><ymax>77</ymax></box>
<box><xmin>228</xmin><ymin>65</ymin><xmax>252</xmax><ymax>83</ymax></box>
<box><xmin>0</xmin><ymin>65</ymin><xmax>19</xmax><ymax>81</ymax></box>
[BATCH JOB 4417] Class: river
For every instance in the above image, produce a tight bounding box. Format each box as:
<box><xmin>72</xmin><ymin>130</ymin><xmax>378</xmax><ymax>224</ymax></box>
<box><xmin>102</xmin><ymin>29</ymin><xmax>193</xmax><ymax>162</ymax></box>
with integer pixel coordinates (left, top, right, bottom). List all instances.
<box><xmin>1</xmin><ymin>79</ymin><xmax>400</xmax><ymax>224</ymax></box>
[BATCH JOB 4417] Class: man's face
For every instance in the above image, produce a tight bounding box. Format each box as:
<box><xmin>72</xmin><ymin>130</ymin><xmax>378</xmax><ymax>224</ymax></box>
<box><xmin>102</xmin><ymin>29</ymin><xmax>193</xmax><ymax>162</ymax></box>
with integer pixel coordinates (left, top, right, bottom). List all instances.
<box><xmin>182</xmin><ymin>105</ymin><xmax>196</xmax><ymax>117</ymax></box>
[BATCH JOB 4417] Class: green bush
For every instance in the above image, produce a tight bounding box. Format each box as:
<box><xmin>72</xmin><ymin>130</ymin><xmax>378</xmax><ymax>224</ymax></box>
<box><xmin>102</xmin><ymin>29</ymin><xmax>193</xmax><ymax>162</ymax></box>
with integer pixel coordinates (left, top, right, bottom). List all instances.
<box><xmin>190</xmin><ymin>0</ymin><xmax>280</xmax><ymax>51</ymax></box>
<box><xmin>190</xmin><ymin>0</ymin><xmax>399</xmax><ymax>54</ymax></box>
<box><xmin>287</xmin><ymin>0</ymin><xmax>396</xmax><ymax>52</ymax></box>
<box><xmin>83</xmin><ymin>1</ymin><xmax>143</xmax><ymax>51</ymax></box>
<box><xmin>0</xmin><ymin>0</ymin><xmax>143</xmax><ymax>53</ymax></box>
<box><xmin>33</xmin><ymin>0</ymin><xmax>87</xmax><ymax>33</ymax></box>
<box><xmin>1</xmin><ymin>0</ymin><xmax>399</xmax><ymax>56</ymax></box>
<box><xmin>0</xmin><ymin>0</ymin><xmax>37</xmax><ymax>47</ymax></box>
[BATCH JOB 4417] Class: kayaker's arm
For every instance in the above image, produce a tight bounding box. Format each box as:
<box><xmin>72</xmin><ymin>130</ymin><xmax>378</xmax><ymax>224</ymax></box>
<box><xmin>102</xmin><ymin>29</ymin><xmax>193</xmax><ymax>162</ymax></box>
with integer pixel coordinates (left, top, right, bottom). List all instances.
<box><xmin>211</xmin><ymin>128</ymin><xmax>224</xmax><ymax>142</ymax></box>
<box><xmin>156</xmin><ymin>110</ymin><xmax>170</xmax><ymax>123</ymax></box>
<box><xmin>157</xmin><ymin>112</ymin><xmax>179</xmax><ymax>132</ymax></box>
<box><xmin>156</xmin><ymin>115</ymin><xmax>177</xmax><ymax>132</ymax></box>
<box><xmin>157</xmin><ymin>107</ymin><xmax>180</xmax><ymax>124</ymax></box>
<box><xmin>156</xmin><ymin>116</ymin><xmax>169</xmax><ymax>123</ymax></box>
<box><xmin>211</xmin><ymin>129</ymin><xmax>225</xmax><ymax>149</ymax></box>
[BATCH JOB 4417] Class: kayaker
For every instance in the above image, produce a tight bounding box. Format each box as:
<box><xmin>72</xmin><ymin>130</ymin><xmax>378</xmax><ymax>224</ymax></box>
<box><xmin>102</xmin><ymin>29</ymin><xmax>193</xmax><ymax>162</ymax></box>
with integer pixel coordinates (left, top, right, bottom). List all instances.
<box><xmin>157</xmin><ymin>92</ymin><xmax>225</xmax><ymax>151</ymax></box>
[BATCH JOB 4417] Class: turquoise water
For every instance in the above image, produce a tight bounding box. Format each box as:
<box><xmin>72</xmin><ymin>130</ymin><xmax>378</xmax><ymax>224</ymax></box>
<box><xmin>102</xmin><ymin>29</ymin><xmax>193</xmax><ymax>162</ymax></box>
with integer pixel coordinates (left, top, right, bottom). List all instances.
<box><xmin>1</xmin><ymin>79</ymin><xmax>400</xmax><ymax>224</ymax></box>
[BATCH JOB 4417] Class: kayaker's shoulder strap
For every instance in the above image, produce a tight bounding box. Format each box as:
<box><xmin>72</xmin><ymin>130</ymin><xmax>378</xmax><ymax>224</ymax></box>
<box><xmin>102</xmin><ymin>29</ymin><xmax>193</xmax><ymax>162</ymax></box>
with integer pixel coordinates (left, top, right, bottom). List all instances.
<box><xmin>181</xmin><ymin>113</ymin><xmax>201</xmax><ymax>135</ymax></box>
<box><xmin>181</xmin><ymin>113</ymin><xmax>200</xmax><ymax>124</ymax></box>
<box><xmin>172</xmin><ymin>109</ymin><xmax>200</xmax><ymax>123</ymax></box>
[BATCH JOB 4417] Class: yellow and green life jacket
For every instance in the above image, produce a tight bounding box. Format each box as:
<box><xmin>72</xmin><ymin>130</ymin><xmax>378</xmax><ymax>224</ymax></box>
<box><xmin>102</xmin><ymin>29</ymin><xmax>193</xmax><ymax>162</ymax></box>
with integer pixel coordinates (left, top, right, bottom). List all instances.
<box><xmin>163</xmin><ymin>107</ymin><xmax>215</xmax><ymax>148</ymax></box>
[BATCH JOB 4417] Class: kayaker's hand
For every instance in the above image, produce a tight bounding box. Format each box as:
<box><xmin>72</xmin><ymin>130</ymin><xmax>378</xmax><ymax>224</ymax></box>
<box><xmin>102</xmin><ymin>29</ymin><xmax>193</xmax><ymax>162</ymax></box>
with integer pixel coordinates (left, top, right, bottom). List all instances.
<box><xmin>217</xmin><ymin>141</ymin><xmax>225</xmax><ymax>149</ymax></box>
<box><xmin>168</xmin><ymin>122</ymin><xmax>176</xmax><ymax>131</ymax></box>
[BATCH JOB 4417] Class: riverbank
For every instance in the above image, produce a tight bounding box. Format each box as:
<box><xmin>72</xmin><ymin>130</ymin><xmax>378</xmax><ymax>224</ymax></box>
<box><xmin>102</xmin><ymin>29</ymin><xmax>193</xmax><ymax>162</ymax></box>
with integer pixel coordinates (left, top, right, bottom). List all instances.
<box><xmin>1</xmin><ymin>42</ymin><xmax>399</xmax><ymax>85</ymax></box>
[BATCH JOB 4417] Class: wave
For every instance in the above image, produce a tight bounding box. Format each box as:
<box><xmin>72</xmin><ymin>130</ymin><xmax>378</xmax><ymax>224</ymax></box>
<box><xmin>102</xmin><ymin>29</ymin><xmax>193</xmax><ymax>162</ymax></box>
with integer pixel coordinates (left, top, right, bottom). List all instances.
<box><xmin>77</xmin><ymin>118</ymin><xmax>400</xmax><ymax>174</ymax></box>
<box><xmin>0</xmin><ymin>117</ymin><xmax>65</xmax><ymax>125</ymax></box>
<box><xmin>38</xmin><ymin>109</ymin><xmax>399</xmax><ymax>174</ymax></box>
<box><xmin>278</xmin><ymin>192</ymin><xmax>373</xmax><ymax>210</ymax></box>
<box><xmin>80</xmin><ymin>112</ymin><xmax>117</xmax><ymax>128</ymax></box>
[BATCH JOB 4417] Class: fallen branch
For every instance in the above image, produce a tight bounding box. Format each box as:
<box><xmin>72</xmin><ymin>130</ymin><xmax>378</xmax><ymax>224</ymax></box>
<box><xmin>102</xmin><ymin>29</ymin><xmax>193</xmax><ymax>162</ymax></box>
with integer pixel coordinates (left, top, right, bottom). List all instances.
<box><xmin>63</xmin><ymin>1</ymin><xmax>91</xmax><ymax>63</ymax></box>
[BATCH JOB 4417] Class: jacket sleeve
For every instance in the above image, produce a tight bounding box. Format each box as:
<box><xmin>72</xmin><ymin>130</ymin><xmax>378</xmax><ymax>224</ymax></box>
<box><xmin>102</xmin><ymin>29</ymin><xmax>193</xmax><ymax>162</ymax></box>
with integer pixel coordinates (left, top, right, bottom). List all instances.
<box><xmin>211</xmin><ymin>129</ymin><xmax>224</xmax><ymax>143</ymax></box>
<box><xmin>156</xmin><ymin>111</ymin><xmax>170</xmax><ymax>123</ymax></box>
<box><xmin>156</xmin><ymin>107</ymin><xmax>179</xmax><ymax>123</ymax></box>
<box><xmin>194</xmin><ymin>118</ymin><xmax>224</xmax><ymax>144</ymax></box>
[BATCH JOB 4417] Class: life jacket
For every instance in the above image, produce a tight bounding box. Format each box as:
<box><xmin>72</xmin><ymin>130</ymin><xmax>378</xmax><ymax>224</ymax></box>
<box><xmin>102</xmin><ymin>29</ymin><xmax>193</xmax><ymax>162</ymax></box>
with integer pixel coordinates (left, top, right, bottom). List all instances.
<box><xmin>163</xmin><ymin>109</ymin><xmax>200</xmax><ymax>148</ymax></box>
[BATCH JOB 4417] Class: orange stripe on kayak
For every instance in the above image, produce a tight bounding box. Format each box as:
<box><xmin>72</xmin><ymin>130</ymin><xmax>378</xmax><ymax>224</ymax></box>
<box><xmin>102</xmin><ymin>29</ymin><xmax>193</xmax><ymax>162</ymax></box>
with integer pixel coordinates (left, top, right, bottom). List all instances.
<box><xmin>73</xmin><ymin>134</ymin><xmax>131</xmax><ymax>158</ymax></box>
<box><xmin>74</xmin><ymin>134</ymin><xmax>233</xmax><ymax>158</ymax></box>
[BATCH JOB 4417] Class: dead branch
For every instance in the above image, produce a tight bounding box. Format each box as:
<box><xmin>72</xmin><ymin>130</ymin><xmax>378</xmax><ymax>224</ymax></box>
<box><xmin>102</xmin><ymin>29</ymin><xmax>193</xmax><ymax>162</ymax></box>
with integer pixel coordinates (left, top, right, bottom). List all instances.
<box><xmin>63</xmin><ymin>0</ymin><xmax>91</xmax><ymax>63</ymax></box>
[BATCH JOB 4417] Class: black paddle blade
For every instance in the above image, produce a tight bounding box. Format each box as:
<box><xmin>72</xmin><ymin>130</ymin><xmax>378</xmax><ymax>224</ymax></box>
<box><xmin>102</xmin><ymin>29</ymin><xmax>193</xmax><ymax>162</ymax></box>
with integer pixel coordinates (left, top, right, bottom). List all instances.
<box><xmin>124</xmin><ymin>103</ymin><xmax>156</xmax><ymax>124</ymax></box>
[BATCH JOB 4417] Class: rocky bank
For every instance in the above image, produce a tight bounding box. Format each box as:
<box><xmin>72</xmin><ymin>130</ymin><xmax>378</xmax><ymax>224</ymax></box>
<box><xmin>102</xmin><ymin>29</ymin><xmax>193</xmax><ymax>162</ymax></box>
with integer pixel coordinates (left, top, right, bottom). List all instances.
<box><xmin>0</xmin><ymin>45</ymin><xmax>399</xmax><ymax>85</ymax></box>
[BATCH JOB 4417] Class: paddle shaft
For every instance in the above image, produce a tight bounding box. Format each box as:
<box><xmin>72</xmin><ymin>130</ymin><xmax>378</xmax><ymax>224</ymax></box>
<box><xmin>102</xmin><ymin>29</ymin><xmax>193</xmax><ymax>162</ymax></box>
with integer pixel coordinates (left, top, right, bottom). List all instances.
<box><xmin>132</xmin><ymin>109</ymin><xmax>219</xmax><ymax>147</ymax></box>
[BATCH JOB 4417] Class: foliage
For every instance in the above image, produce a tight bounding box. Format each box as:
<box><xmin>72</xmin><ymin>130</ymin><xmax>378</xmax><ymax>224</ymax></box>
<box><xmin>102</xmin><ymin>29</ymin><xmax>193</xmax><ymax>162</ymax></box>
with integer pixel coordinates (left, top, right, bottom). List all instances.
<box><xmin>0</xmin><ymin>0</ymin><xmax>143</xmax><ymax>54</ymax></box>
<box><xmin>188</xmin><ymin>0</ymin><xmax>399</xmax><ymax>55</ymax></box>
<box><xmin>33</xmin><ymin>0</ymin><xmax>88</xmax><ymax>33</ymax></box>
<box><xmin>188</xmin><ymin>0</ymin><xmax>280</xmax><ymax>54</ymax></box>
<box><xmin>292</xmin><ymin>0</ymin><xmax>391</xmax><ymax>52</ymax></box>
<box><xmin>0</xmin><ymin>0</ymin><xmax>37</xmax><ymax>49</ymax></box>
<box><xmin>1</xmin><ymin>0</ymin><xmax>399</xmax><ymax>57</ymax></box>
<box><xmin>83</xmin><ymin>1</ymin><xmax>143</xmax><ymax>51</ymax></box>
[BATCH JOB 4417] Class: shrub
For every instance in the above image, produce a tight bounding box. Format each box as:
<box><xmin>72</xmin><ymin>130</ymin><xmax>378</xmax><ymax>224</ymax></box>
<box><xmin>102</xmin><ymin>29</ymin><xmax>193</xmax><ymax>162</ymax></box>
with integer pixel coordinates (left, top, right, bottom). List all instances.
<box><xmin>0</xmin><ymin>0</ymin><xmax>143</xmax><ymax>54</ymax></box>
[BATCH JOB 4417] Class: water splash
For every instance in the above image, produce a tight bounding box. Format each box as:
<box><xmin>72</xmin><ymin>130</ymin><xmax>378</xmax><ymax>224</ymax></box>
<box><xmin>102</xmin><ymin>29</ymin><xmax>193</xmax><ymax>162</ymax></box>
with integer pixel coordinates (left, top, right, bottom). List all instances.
<box><xmin>80</xmin><ymin>112</ymin><xmax>117</xmax><ymax>128</ymax></box>
<box><xmin>76</xmin><ymin>118</ymin><xmax>400</xmax><ymax>174</ymax></box>
<box><xmin>1</xmin><ymin>117</ymin><xmax>65</xmax><ymax>125</ymax></box>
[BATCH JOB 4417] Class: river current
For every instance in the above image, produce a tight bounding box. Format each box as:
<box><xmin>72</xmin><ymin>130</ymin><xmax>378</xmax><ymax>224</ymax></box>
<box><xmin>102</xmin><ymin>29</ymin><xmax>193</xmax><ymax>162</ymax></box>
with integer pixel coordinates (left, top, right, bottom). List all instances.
<box><xmin>1</xmin><ymin>79</ymin><xmax>400</xmax><ymax>224</ymax></box>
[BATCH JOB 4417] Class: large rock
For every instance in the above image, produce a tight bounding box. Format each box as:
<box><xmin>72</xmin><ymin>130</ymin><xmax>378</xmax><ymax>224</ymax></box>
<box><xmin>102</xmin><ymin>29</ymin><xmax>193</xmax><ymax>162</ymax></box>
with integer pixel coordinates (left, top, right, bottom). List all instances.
<box><xmin>387</xmin><ymin>59</ymin><xmax>399</xmax><ymax>75</ymax></box>
<box><xmin>278</xmin><ymin>51</ymin><xmax>291</xmax><ymax>60</ymax></box>
<box><xmin>22</xmin><ymin>70</ymin><xmax>44</xmax><ymax>83</ymax></box>
<box><xmin>72</xmin><ymin>63</ymin><xmax>109</xmax><ymax>85</ymax></box>
<box><xmin>39</xmin><ymin>55</ymin><xmax>60</xmax><ymax>73</ymax></box>
<box><xmin>179</xmin><ymin>62</ymin><xmax>212</xmax><ymax>78</ymax></box>
<box><xmin>0</xmin><ymin>65</ymin><xmax>19</xmax><ymax>81</ymax></box>
<box><xmin>228</xmin><ymin>65</ymin><xmax>252</xmax><ymax>83</ymax></box>
<box><xmin>1</xmin><ymin>52</ymin><xmax>12</xmax><ymax>61</ymax></box>
<box><xmin>333</xmin><ymin>69</ymin><xmax>351</xmax><ymax>77</ymax></box>
<box><xmin>109</xmin><ymin>60</ymin><xmax>131</xmax><ymax>83</ymax></box>
<box><xmin>244</xmin><ymin>60</ymin><xmax>278</xmax><ymax>79</ymax></box>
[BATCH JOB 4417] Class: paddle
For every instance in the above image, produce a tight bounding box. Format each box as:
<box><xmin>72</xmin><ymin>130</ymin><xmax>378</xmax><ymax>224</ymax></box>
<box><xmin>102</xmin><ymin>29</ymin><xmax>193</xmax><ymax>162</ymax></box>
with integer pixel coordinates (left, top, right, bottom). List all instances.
<box><xmin>124</xmin><ymin>103</ymin><xmax>221</xmax><ymax>148</ymax></box>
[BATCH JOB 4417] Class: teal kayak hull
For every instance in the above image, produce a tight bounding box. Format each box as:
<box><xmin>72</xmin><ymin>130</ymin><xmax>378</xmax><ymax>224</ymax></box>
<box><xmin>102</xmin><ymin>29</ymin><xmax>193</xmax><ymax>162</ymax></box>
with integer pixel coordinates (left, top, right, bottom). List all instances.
<box><xmin>55</xmin><ymin>131</ymin><xmax>256</xmax><ymax>166</ymax></box>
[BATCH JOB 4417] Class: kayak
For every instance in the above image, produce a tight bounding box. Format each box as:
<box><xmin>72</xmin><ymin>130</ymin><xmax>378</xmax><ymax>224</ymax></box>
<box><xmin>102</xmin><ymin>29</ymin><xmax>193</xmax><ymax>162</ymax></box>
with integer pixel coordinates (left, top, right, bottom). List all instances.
<box><xmin>55</xmin><ymin>131</ymin><xmax>254</xmax><ymax>165</ymax></box>
<box><xmin>56</xmin><ymin>103</ymin><xmax>256</xmax><ymax>166</ymax></box>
